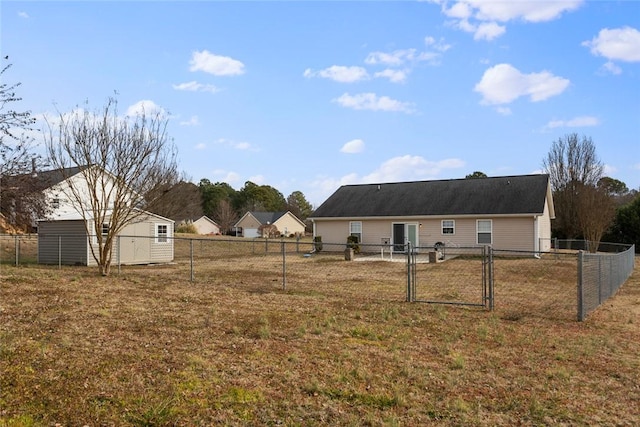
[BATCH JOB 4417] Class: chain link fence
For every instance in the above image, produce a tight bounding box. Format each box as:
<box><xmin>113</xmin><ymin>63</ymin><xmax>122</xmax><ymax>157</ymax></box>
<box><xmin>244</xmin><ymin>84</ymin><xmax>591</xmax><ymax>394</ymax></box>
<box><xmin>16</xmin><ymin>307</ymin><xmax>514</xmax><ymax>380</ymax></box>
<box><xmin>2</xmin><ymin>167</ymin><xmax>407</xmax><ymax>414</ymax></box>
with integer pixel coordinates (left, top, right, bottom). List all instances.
<box><xmin>0</xmin><ymin>234</ymin><xmax>38</xmax><ymax>266</ymax></box>
<box><xmin>492</xmin><ymin>249</ymin><xmax>579</xmax><ymax>321</ymax></box>
<box><xmin>578</xmin><ymin>245</ymin><xmax>635</xmax><ymax>321</ymax></box>
<box><xmin>1</xmin><ymin>234</ymin><xmax>636</xmax><ymax>321</ymax></box>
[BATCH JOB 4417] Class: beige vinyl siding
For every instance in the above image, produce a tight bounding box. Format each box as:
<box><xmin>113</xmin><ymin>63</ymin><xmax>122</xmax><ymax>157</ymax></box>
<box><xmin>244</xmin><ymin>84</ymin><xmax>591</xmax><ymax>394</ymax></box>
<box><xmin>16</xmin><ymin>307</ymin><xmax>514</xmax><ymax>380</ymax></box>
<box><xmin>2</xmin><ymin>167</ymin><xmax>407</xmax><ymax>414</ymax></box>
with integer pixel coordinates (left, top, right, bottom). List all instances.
<box><xmin>150</xmin><ymin>221</ymin><xmax>174</xmax><ymax>263</ymax></box>
<box><xmin>193</xmin><ymin>217</ymin><xmax>220</xmax><ymax>235</ymax></box>
<box><xmin>492</xmin><ymin>217</ymin><xmax>535</xmax><ymax>251</ymax></box>
<box><xmin>237</xmin><ymin>215</ymin><xmax>261</xmax><ymax>230</ymax></box>
<box><xmin>538</xmin><ymin>198</ymin><xmax>553</xmax><ymax>251</ymax></box>
<box><xmin>273</xmin><ymin>214</ymin><xmax>305</xmax><ymax>236</ymax></box>
<box><xmin>315</xmin><ymin>215</ymin><xmax>538</xmax><ymax>252</ymax></box>
<box><xmin>38</xmin><ymin>220</ymin><xmax>89</xmax><ymax>265</ymax></box>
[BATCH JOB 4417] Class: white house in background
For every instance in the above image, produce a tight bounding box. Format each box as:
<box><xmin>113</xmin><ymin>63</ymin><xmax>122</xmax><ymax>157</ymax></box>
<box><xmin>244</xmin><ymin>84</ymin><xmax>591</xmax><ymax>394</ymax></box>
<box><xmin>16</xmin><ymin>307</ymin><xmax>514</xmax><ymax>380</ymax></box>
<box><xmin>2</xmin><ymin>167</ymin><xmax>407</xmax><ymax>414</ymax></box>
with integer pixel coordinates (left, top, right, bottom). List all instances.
<box><xmin>35</xmin><ymin>166</ymin><xmax>174</xmax><ymax>265</ymax></box>
<box><xmin>192</xmin><ymin>216</ymin><xmax>221</xmax><ymax>235</ymax></box>
<box><xmin>36</xmin><ymin>166</ymin><xmax>126</xmax><ymax>220</ymax></box>
<box><xmin>234</xmin><ymin>211</ymin><xmax>306</xmax><ymax>238</ymax></box>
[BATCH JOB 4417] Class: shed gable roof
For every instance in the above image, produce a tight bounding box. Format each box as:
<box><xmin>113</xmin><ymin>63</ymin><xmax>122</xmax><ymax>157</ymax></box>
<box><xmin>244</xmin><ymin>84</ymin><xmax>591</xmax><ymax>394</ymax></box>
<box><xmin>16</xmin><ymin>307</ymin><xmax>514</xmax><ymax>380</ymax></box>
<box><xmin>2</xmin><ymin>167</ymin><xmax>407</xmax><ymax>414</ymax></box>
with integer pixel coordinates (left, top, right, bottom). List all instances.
<box><xmin>311</xmin><ymin>174</ymin><xmax>551</xmax><ymax>218</ymax></box>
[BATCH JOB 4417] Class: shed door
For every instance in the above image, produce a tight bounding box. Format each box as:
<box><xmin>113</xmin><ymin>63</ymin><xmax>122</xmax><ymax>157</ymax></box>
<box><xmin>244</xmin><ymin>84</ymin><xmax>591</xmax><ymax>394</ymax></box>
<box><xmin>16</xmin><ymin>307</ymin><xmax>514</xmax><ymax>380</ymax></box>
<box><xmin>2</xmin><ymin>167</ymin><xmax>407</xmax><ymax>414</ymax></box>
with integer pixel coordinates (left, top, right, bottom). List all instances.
<box><xmin>119</xmin><ymin>222</ymin><xmax>151</xmax><ymax>264</ymax></box>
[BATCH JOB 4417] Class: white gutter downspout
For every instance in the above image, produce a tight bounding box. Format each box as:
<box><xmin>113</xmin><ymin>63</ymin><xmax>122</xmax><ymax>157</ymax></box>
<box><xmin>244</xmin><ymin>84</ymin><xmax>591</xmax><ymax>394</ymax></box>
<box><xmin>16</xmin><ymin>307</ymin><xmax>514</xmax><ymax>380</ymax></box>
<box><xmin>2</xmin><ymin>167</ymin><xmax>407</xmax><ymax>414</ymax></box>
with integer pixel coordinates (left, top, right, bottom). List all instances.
<box><xmin>533</xmin><ymin>216</ymin><xmax>541</xmax><ymax>259</ymax></box>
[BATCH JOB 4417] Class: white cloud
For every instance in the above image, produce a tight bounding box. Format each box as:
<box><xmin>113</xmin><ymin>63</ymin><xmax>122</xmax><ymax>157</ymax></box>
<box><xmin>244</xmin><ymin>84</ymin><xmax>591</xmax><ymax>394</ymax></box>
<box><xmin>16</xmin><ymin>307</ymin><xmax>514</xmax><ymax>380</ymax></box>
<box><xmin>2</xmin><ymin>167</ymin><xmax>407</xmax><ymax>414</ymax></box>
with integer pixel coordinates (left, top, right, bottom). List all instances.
<box><xmin>18</xmin><ymin>11</ymin><xmax>29</xmax><ymax>19</ymax></box>
<box><xmin>474</xmin><ymin>63</ymin><xmax>570</xmax><ymax>105</ymax></box>
<box><xmin>496</xmin><ymin>106</ymin><xmax>512</xmax><ymax>116</ymax></box>
<box><xmin>583</xmin><ymin>26</ymin><xmax>640</xmax><ymax>62</ymax></box>
<box><xmin>126</xmin><ymin>100</ymin><xmax>166</xmax><ymax>117</ymax></box>
<box><xmin>340</xmin><ymin>139</ymin><xmax>365</xmax><ymax>154</ymax></box>
<box><xmin>473</xmin><ymin>22</ymin><xmax>506</xmax><ymax>41</ymax></box>
<box><xmin>374</xmin><ymin>69</ymin><xmax>408</xmax><ymax>83</ymax></box>
<box><xmin>194</xmin><ymin>143</ymin><xmax>206</xmax><ymax>150</ymax></box>
<box><xmin>212</xmin><ymin>169</ymin><xmax>241</xmax><ymax>185</ymax></box>
<box><xmin>451</xmin><ymin>0</ymin><xmax>583</xmax><ymax>23</ymax></box>
<box><xmin>365</xmin><ymin>48</ymin><xmax>441</xmax><ymax>66</ymax></box>
<box><xmin>189</xmin><ymin>50</ymin><xmax>245</xmax><ymax>76</ymax></box>
<box><xmin>545</xmin><ymin>116</ymin><xmax>600</xmax><ymax>129</ymax></box>
<box><xmin>362</xmin><ymin>155</ymin><xmax>465</xmax><ymax>183</ymax></box>
<box><xmin>424</xmin><ymin>36</ymin><xmax>452</xmax><ymax>52</ymax></box>
<box><xmin>603</xmin><ymin>164</ymin><xmax>617</xmax><ymax>176</ymax></box>
<box><xmin>214</xmin><ymin>138</ymin><xmax>257</xmax><ymax>151</ymax></box>
<box><xmin>303</xmin><ymin>65</ymin><xmax>369</xmax><ymax>83</ymax></box>
<box><xmin>442</xmin><ymin>1</ymin><xmax>583</xmax><ymax>40</ymax></box>
<box><xmin>173</xmin><ymin>81</ymin><xmax>220</xmax><ymax>94</ymax></box>
<box><xmin>180</xmin><ymin>116</ymin><xmax>200</xmax><ymax>126</ymax></box>
<box><xmin>600</xmin><ymin>61</ymin><xmax>622</xmax><ymax>75</ymax></box>
<box><xmin>333</xmin><ymin>92</ymin><xmax>415</xmax><ymax>113</ymax></box>
<box><xmin>248</xmin><ymin>174</ymin><xmax>265</xmax><ymax>185</ymax></box>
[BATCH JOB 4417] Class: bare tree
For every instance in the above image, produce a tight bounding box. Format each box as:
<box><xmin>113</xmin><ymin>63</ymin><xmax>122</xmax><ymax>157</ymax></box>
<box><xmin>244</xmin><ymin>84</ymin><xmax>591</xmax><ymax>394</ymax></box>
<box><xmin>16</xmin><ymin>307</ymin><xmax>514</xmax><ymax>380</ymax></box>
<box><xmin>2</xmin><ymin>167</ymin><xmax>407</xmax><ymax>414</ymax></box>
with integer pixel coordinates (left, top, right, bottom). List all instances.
<box><xmin>146</xmin><ymin>178</ymin><xmax>203</xmax><ymax>222</ymax></box>
<box><xmin>576</xmin><ymin>183</ymin><xmax>616</xmax><ymax>252</ymax></box>
<box><xmin>542</xmin><ymin>133</ymin><xmax>604</xmax><ymax>239</ymax></box>
<box><xmin>214</xmin><ymin>199</ymin><xmax>238</xmax><ymax>235</ymax></box>
<box><xmin>44</xmin><ymin>97</ymin><xmax>178</xmax><ymax>275</ymax></box>
<box><xmin>0</xmin><ymin>59</ymin><xmax>48</xmax><ymax>231</ymax></box>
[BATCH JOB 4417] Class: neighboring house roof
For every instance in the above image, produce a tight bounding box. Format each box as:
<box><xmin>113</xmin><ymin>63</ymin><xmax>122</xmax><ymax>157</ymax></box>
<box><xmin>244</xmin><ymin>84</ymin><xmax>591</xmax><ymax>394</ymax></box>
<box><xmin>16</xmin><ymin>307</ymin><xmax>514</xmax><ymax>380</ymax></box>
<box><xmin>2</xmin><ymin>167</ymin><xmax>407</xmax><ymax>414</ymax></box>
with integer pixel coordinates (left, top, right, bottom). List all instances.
<box><xmin>311</xmin><ymin>174</ymin><xmax>553</xmax><ymax>218</ymax></box>
<box><xmin>234</xmin><ymin>211</ymin><xmax>305</xmax><ymax>228</ymax></box>
<box><xmin>34</xmin><ymin>166</ymin><xmax>87</xmax><ymax>190</ymax></box>
<box><xmin>194</xmin><ymin>215</ymin><xmax>219</xmax><ymax>225</ymax></box>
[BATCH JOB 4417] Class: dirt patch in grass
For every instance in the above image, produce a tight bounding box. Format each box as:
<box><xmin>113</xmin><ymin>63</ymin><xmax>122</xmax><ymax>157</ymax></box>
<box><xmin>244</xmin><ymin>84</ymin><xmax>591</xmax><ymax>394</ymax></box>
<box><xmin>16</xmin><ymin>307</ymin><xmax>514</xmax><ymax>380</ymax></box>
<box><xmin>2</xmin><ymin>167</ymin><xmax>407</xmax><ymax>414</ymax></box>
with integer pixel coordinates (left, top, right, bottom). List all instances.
<box><xmin>0</xmin><ymin>256</ymin><xmax>638</xmax><ymax>426</ymax></box>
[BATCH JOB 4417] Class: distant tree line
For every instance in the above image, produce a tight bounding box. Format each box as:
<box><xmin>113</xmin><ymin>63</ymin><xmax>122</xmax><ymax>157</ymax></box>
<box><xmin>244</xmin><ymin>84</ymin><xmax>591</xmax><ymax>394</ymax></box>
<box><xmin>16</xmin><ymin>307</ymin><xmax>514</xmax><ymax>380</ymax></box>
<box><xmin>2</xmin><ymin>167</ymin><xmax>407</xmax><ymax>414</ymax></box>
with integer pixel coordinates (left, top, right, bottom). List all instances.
<box><xmin>150</xmin><ymin>178</ymin><xmax>314</xmax><ymax>235</ymax></box>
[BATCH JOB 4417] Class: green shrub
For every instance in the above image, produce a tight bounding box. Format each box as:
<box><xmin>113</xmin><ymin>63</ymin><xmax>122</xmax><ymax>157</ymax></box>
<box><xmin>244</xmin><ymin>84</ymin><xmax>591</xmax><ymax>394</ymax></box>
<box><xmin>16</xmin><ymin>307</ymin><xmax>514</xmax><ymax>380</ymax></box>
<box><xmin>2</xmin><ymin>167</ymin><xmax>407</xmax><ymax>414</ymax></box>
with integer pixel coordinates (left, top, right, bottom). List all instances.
<box><xmin>176</xmin><ymin>223</ymin><xmax>198</xmax><ymax>234</ymax></box>
<box><xmin>347</xmin><ymin>235</ymin><xmax>360</xmax><ymax>254</ymax></box>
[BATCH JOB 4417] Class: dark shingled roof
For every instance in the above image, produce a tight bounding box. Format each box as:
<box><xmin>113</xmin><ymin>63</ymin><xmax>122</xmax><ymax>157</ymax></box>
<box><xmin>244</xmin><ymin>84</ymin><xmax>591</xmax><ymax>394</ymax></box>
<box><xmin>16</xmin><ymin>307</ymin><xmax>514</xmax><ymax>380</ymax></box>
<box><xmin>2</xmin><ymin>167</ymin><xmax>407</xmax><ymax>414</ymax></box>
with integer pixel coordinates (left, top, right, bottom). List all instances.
<box><xmin>34</xmin><ymin>166</ymin><xmax>85</xmax><ymax>189</ymax></box>
<box><xmin>310</xmin><ymin>174</ymin><xmax>550</xmax><ymax>218</ymax></box>
<box><xmin>250</xmin><ymin>211</ymin><xmax>288</xmax><ymax>225</ymax></box>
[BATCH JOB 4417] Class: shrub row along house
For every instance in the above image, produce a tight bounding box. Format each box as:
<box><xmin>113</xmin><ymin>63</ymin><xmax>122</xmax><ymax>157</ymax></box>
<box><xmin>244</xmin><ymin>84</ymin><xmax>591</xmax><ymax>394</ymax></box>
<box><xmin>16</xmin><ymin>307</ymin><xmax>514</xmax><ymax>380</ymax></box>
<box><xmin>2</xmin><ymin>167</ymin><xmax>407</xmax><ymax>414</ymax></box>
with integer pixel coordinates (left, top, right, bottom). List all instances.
<box><xmin>309</xmin><ymin>174</ymin><xmax>555</xmax><ymax>254</ymax></box>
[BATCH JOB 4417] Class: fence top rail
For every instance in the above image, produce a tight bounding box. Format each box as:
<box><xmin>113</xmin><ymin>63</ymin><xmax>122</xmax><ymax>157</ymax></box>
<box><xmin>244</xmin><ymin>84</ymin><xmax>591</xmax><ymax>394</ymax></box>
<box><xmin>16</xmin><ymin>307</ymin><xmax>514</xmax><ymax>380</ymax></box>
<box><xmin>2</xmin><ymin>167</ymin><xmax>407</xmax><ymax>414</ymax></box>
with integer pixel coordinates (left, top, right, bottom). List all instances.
<box><xmin>580</xmin><ymin>244</ymin><xmax>636</xmax><ymax>259</ymax></box>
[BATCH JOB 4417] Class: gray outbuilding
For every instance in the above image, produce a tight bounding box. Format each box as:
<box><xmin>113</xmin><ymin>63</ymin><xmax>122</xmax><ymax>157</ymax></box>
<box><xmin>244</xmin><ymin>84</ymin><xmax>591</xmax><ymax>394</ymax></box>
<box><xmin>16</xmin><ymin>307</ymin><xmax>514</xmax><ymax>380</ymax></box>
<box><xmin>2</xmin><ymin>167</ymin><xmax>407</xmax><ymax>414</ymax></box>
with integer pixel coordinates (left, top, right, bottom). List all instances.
<box><xmin>38</xmin><ymin>211</ymin><xmax>174</xmax><ymax>266</ymax></box>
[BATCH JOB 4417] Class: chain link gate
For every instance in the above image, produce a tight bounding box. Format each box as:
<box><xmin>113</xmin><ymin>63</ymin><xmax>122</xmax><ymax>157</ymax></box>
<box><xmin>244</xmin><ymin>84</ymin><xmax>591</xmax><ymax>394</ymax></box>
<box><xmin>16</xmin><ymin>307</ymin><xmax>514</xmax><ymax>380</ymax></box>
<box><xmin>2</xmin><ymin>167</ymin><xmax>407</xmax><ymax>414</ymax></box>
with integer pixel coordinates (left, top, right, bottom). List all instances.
<box><xmin>406</xmin><ymin>242</ymin><xmax>493</xmax><ymax>310</ymax></box>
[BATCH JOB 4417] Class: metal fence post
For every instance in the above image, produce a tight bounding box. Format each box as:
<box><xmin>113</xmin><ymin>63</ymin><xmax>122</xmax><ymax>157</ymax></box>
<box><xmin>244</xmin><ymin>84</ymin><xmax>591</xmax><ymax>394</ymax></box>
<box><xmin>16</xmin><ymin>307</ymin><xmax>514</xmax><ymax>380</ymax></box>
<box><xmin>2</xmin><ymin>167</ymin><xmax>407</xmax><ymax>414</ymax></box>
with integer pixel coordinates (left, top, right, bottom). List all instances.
<box><xmin>577</xmin><ymin>251</ymin><xmax>584</xmax><ymax>321</ymax></box>
<box><xmin>488</xmin><ymin>246</ymin><xmax>494</xmax><ymax>311</ymax></box>
<box><xmin>282</xmin><ymin>241</ymin><xmax>286</xmax><ymax>291</ymax></box>
<box><xmin>117</xmin><ymin>235</ymin><xmax>121</xmax><ymax>274</ymax></box>
<box><xmin>58</xmin><ymin>235</ymin><xmax>62</xmax><ymax>269</ymax></box>
<box><xmin>14</xmin><ymin>235</ymin><xmax>19</xmax><ymax>266</ymax></box>
<box><xmin>190</xmin><ymin>238</ymin><xmax>194</xmax><ymax>283</ymax></box>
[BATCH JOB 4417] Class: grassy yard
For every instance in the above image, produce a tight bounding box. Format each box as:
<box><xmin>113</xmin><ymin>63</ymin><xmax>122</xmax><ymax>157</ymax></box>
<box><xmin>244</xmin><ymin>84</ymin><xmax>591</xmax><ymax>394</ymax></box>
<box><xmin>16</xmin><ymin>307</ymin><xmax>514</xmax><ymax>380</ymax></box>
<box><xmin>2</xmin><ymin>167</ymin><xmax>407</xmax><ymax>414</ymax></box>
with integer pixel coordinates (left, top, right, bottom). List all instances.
<box><xmin>0</xmin><ymin>254</ymin><xmax>638</xmax><ymax>426</ymax></box>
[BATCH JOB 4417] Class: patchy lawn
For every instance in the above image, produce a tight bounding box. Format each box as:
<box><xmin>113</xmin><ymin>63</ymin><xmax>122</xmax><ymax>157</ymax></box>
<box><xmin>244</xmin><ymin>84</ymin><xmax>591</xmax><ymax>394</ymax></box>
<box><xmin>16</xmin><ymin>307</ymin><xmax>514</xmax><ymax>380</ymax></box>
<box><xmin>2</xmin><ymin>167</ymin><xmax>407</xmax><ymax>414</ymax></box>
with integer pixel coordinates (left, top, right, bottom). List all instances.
<box><xmin>0</xmin><ymin>255</ymin><xmax>638</xmax><ymax>426</ymax></box>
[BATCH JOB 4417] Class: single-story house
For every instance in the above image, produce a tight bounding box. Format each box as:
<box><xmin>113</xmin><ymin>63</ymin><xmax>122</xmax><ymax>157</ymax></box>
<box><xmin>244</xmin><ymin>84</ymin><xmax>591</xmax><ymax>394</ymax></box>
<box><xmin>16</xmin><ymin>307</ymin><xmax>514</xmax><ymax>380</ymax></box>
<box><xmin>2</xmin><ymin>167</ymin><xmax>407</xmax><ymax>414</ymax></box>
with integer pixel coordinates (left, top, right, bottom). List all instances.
<box><xmin>179</xmin><ymin>216</ymin><xmax>221</xmax><ymax>235</ymax></box>
<box><xmin>234</xmin><ymin>211</ymin><xmax>306</xmax><ymax>238</ymax></box>
<box><xmin>309</xmin><ymin>174</ymin><xmax>555</xmax><ymax>254</ymax></box>
<box><xmin>38</xmin><ymin>210</ymin><xmax>174</xmax><ymax>266</ymax></box>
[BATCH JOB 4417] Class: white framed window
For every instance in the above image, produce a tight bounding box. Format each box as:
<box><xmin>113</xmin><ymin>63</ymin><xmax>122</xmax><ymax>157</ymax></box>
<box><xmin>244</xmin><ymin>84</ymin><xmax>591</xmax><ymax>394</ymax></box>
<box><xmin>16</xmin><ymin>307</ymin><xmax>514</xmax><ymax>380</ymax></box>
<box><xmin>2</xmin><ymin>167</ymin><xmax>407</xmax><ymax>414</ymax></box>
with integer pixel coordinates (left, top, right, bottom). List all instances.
<box><xmin>156</xmin><ymin>224</ymin><xmax>169</xmax><ymax>243</ymax></box>
<box><xmin>349</xmin><ymin>221</ymin><xmax>362</xmax><ymax>243</ymax></box>
<box><xmin>442</xmin><ymin>220</ymin><xmax>455</xmax><ymax>235</ymax></box>
<box><xmin>477</xmin><ymin>219</ymin><xmax>492</xmax><ymax>245</ymax></box>
<box><xmin>102</xmin><ymin>223</ymin><xmax>109</xmax><ymax>236</ymax></box>
<box><xmin>51</xmin><ymin>198</ymin><xmax>60</xmax><ymax>209</ymax></box>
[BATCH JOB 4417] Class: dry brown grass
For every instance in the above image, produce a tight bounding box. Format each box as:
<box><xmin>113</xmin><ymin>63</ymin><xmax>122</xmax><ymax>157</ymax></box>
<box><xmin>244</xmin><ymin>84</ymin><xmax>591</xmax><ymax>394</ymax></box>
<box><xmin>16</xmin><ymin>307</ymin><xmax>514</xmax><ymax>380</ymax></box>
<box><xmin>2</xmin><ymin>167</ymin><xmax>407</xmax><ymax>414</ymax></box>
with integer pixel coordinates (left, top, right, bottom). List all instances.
<box><xmin>0</xmin><ymin>251</ymin><xmax>638</xmax><ymax>426</ymax></box>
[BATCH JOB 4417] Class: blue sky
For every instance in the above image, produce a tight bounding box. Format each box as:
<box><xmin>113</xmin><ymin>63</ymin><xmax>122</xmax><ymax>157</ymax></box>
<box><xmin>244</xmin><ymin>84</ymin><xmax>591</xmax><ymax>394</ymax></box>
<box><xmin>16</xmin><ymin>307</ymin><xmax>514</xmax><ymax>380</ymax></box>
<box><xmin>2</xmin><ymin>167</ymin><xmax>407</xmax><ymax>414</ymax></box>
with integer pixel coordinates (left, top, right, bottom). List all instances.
<box><xmin>2</xmin><ymin>1</ymin><xmax>639</xmax><ymax>207</ymax></box>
